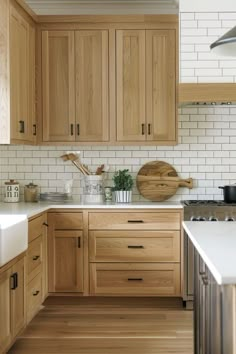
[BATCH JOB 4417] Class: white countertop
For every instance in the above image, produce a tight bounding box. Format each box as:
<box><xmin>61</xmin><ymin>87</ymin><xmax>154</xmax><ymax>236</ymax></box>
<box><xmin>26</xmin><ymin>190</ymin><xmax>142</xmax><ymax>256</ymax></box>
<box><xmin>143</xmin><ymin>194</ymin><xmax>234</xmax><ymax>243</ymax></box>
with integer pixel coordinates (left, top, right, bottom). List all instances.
<box><xmin>183</xmin><ymin>221</ymin><xmax>236</xmax><ymax>285</ymax></box>
<box><xmin>0</xmin><ymin>201</ymin><xmax>182</xmax><ymax>218</ymax></box>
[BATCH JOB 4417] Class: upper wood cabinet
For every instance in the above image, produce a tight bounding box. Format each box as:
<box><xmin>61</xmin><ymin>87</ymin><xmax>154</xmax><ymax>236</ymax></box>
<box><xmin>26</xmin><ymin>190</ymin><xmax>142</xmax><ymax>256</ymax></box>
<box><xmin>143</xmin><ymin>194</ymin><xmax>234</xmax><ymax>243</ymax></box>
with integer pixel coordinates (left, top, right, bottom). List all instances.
<box><xmin>9</xmin><ymin>4</ymin><xmax>36</xmax><ymax>144</ymax></box>
<box><xmin>42</xmin><ymin>31</ymin><xmax>75</xmax><ymax>142</ymax></box>
<box><xmin>42</xmin><ymin>30</ymin><xmax>109</xmax><ymax>143</ymax></box>
<box><xmin>116</xmin><ymin>30</ymin><xmax>146</xmax><ymax>142</ymax></box>
<box><xmin>116</xmin><ymin>29</ymin><xmax>177</xmax><ymax>144</ymax></box>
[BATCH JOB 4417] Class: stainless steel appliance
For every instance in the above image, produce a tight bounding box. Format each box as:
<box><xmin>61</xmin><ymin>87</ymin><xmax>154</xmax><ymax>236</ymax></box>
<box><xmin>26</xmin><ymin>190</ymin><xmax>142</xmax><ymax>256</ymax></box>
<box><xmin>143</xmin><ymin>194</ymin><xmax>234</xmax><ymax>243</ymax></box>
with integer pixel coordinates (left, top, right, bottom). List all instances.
<box><xmin>182</xmin><ymin>200</ymin><xmax>236</xmax><ymax>309</ymax></box>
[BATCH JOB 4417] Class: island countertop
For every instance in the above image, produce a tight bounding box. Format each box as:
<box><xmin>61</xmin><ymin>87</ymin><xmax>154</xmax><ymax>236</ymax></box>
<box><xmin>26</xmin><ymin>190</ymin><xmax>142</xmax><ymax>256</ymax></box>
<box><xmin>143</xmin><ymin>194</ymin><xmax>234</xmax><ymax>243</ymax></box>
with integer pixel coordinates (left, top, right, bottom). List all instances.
<box><xmin>183</xmin><ymin>221</ymin><xmax>236</xmax><ymax>285</ymax></box>
<box><xmin>0</xmin><ymin>201</ymin><xmax>183</xmax><ymax>219</ymax></box>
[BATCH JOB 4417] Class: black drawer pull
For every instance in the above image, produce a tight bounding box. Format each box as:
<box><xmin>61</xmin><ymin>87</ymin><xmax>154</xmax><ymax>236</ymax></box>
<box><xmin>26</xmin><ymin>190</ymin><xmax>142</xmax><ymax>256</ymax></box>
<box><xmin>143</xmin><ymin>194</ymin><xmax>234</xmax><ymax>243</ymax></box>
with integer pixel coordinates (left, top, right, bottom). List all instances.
<box><xmin>128</xmin><ymin>245</ymin><xmax>144</xmax><ymax>249</ymax></box>
<box><xmin>78</xmin><ymin>237</ymin><xmax>81</xmax><ymax>248</ymax></box>
<box><xmin>127</xmin><ymin>220</ymin><xmax>144</xmax><ymax>223</ymax></box>
<box><xmin>43</xmin><ymin>222</ymin><xmax>48</xmax><ymax>227</ymax></box>
<box><xmin>10</xmin><ymin>273</ymin><xmax>18</xmax><ymax>290</ymax></box>
<box><xmin>19</xmin><ymin>120</ymin><xmax>25</xmax><ymax>133</ymax></box>
<box><xmin>128</xmin><ymin>278</ymin><xmax>143</xmax><ymax>281</ymax></box>
<box><xmin>33</xmin><ymin>124</ymin><xmax>37</xmax><ymax>136</ymax></box>
<box><xmin>70</xmin><ymin>124</ymin><xmax>74</xmax><ymax>136</ymax></box>
<box><xmin>33</xmin><ymin>255</ymin><xmax>40</xmax><ymax>261</ymax></box>
<box><xmin>33</xmin><ymin>290</ymin><xmax>40</xmax><ymax>296</ymax></box>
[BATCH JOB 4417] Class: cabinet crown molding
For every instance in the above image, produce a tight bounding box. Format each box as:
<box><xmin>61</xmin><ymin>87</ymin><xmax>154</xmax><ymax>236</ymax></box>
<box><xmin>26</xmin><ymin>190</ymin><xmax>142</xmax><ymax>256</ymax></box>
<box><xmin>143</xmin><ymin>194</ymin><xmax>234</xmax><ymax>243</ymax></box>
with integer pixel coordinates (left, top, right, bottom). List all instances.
<box><xmin>25</xmin><ymin>0</ymin><xmax>179</xmax><ymax>15</ymax></box>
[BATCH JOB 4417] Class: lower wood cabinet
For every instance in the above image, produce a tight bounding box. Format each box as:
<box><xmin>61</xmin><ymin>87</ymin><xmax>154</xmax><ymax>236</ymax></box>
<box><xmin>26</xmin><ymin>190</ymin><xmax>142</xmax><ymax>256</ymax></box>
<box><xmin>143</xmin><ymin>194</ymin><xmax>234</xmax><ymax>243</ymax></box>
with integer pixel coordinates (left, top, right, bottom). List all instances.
<box><xmin>48</xmin><ymin>212</ymin><xmax>84</xmax><ymax>293</ymax></box>
<box><xmin>88</xmin><ymin>209</ymin><xmax>182</xmax><ymax>297</ymax></box>
<box><xmin>0</xmin><ymin>255</ymin><xmax>26</xmax><ymax>353</ymax></box>
<box><xmin>90</xmin><ymin>263</ymin><xmax>180</xmax><ymax>296</ymax></box>
<box><xmin>26</xmin><ymin>213</ymin><xmax>48</xmax><ymax>323</ymax></box>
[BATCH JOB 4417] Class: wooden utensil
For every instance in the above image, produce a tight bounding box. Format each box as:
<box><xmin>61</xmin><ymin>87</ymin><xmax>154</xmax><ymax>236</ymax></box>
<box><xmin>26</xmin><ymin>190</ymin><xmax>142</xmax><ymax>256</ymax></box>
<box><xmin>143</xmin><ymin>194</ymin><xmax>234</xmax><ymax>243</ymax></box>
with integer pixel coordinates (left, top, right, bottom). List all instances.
<box><xmin>136</xmin><ymin>161</ymin><xmax>193</xmax><ymax>201</ymax></box>
<box><xmin>96</xmin><ymin>164</ymin><xmax>105</xmax><ymax>175</ymax></box>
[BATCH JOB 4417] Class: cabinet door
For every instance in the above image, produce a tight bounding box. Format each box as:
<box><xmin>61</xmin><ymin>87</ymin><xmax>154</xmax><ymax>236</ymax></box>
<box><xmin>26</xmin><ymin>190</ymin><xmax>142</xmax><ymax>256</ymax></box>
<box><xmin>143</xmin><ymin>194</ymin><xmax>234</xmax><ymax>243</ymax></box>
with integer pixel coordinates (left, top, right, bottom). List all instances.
<box><xmin>28</xmin><ymin>22</ymin><xmax>36</xmax><ymax>143</ymax></box>
<box><xmin>11</xmin><ymin>257</ymin><xmax>25</xmax><ymax>338</ymax></box>
<box><xmin>0</xmin><ymin>269</ymin><xmax>11</xmax><ymax>353</ymax></box>
<box><xmin>48</xmin><ymin>228</ymin><xmax>83</xmax><ymax>292</ymax></box>
<box><xmin>10</xmin><ymin>6</ymin><xmax>29</xmax><ymax>142</ymax></box>
<box><xmin>146</xmin><ymin>30</ymin><xmax>176</xmax><ymax>143</ymax></box>
<box><xmin>116</xmin><ymin>30</ymin><xmax>146</xmax><ymax>141</ymax></box>
<box><xmin>42</xmin><ymin>31</ymin><xmax>75</xmax><ymax>142</ymax></box>
<box><xmin>75</xmin><ymin>31</ymin><xmax>109</xmax><ymax>142</ymax></box>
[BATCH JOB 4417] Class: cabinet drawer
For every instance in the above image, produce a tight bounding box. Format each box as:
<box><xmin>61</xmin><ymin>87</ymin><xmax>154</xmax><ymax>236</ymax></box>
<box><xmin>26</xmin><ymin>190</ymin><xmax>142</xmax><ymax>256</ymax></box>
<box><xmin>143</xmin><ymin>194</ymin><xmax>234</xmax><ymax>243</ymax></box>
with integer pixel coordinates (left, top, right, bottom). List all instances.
<box><xmin>27</xmin><ymin>235</ymin><xmax>43</xmax><ymax>283</ymax></box>
<box><xmin>89</xmin><ymin>212</ymin><xmax>180</xmax><ymax>230</ymax></box>
<box><xmin>89</xmin><ymin>230</ymin><xmax>180</xmax><ymax>262</ymax></box>
<box><xmin>52</xmin><ymin>213</ymin><xmax>83</xmax><ymax>230</ymax></box>
<box><xmin>90</xmin><ymin>263</ymin><xmax>180</xmax><ymax>296</ymax></box>
<box><xmin>27</xmin><ymin>272</ymin><xmax>42</xmax><ymax>323</ymax></box>
<box><xmin>28</xmin><ymin>214</ymin><xmax>44</xmax><ymax>243</ymax></box>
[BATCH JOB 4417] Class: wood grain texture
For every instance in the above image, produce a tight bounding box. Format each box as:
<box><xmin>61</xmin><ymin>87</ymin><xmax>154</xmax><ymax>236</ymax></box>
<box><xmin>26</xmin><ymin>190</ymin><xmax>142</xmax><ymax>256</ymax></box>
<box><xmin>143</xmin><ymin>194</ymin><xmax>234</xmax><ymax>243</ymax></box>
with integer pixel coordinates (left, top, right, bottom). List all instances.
<box><xmin>90</xmin><ymin>263</ymin><xmax>180</xmax><ymax>296</ymax></box>
<box><xmin>179</xmin><ymin>83</ymin><xmax>236</xmax><ymax>103</ymax></box>
<box><xmin>0</xmin><ymin>0</ymin><xmax>10</xmax><ymax>144</ymax></box>
<box><xmin>42</xmin><ymin>30</ymin><xmax>75</xmax><ymax>142</ymax></box>
<box><xmin>136</xmin><ymin>161</ymin><xmax>193</xmax><ymax>201</ymax></box>
<box><xmin>75</xmin><ymin>30</ymin><xmax>109</xmax><ymax>142</ymax></box>
<box><xmin>89</xmin><ymin>230</ymin><xmax>180</xmax><ymax>263</ymax></box>
<box><xmin>28</xmin><ymin>214</ymin><xmax>44</xmax><ymax>243</ymax></box>
<box><xmin>27</xmin><ymin>236</ymin><xmax>43</xmax><ymax>283</ymax></box>
<box><xmin>8</xmin><ymin>296</ymin><xmax>192</xmax><ymax>354</ymax></box>
<box><xmin>50</xmin><ymin>212</ymin><xmax>83</xmax><ymax>230</ymax></box>
<box><xmin>89</xmin><ymin>211</ymin><xmax>181</xmax><ymax>230</ymax></box>
<box><xmin>11</xmin><ymin>257</ymin><xmax>26</xmax><ymax>339</ymax></box>
<box><xmin>26</xmin><ymin>272</ymin><xmax>42</xmax><ymax>323</ymax></box>
<box><xmin>0</xmin><ymin>268</ymin><xmax>11</xmax><ymax>352</ymax></box>
<box><xmin>146</xmin><ymin>30</ymin><xmax>176</xmax><ymax>143</ymax></box>
<box><xmin>10</xmin><ymin>4</ymin><xmax>30</xmax><ymax>141</ymax></box>
<box><xmin>116</xmin><ymin>30</ymin><xmax>146</xmax><ymax>142</ymax></box>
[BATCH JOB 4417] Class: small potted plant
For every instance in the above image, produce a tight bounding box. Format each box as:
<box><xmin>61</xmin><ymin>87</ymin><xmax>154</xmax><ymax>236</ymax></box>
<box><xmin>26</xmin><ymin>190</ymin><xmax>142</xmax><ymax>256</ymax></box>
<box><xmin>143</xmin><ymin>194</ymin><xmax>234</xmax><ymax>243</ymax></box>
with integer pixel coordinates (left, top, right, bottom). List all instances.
<box><xmin>112</xmin><ymin>169</ymin><xmax>133</xmax><ymax>203</ymax></box>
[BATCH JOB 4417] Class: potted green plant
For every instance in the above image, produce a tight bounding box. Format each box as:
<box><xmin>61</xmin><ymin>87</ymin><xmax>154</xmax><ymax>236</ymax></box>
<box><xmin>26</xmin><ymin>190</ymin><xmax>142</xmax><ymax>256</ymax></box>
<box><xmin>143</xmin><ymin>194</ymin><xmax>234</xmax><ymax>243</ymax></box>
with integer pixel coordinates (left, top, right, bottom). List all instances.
<box><xmin>112</xmin><ymin>169</ymin><xmax>134</xmax><ymax>203</ymax></box>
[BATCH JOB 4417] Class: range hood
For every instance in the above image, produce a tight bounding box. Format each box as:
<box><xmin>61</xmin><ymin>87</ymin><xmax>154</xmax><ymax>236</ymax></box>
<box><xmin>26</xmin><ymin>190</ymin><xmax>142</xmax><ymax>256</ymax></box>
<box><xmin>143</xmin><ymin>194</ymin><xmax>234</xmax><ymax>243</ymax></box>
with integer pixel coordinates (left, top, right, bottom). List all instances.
<box><xmin>210</xmin><ymin>26</ymin><xmax>236</xmax><ymax>57</ymax></box>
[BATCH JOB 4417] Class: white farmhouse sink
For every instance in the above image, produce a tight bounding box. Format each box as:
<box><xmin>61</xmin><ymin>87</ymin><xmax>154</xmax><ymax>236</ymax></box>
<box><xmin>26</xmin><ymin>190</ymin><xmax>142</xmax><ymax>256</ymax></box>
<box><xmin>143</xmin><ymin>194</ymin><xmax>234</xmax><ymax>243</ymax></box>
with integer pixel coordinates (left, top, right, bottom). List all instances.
<box><xmin>0</xmin><ymin>215</ymin><xmax>28</xmax><ymax>267</ymax></box>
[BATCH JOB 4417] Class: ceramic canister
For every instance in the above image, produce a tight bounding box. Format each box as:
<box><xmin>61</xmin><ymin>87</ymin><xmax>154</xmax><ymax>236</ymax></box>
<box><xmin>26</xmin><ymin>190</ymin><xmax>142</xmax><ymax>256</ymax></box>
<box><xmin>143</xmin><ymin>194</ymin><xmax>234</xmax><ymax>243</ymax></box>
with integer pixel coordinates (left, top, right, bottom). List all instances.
<box><xmin>4</xmin><ymin>179</ymin><xmax>20</xmax><ymax>203</ymax></box>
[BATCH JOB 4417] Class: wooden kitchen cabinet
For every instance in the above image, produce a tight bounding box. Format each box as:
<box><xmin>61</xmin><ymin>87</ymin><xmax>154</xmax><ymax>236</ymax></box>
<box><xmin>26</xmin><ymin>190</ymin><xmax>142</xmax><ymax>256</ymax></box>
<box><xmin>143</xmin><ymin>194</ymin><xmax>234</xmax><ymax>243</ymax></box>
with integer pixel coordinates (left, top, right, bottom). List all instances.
<box><xmin>0</xmin><ymin>255</ymin><xmax>26</xmax><ymax>353</ymax></box>
<box><xmin>27</xmin><ymin>213</ymin><xmax>48</xmax><ymax>323</ymax></box>
<box><xmin>42</xmin><ymin>31</ymin><xmax>75</xmax><ymax>142</ymax></box>
<box><xmin>116</xmin><ymin>29</ymin><xmax>177</xmax><ymax>144</ymax></box>
<box><xmin>42</xmin><ymin>29</ymin><xmax>109</xmax><ymax>143</ymax></box>
<box><xmin>48</xmin><ymin>212</ymin><xmax>84</xmax><ymax>293</ymax></box>
<box><xmin>89</xmin><ymin>209</ymin><xmax>182</xmax><ymax>296</ymax></box>
<box><xmin>9</xmin><ymin>2</ymin><xmax>36</xmax><ymax>144</ymax></box>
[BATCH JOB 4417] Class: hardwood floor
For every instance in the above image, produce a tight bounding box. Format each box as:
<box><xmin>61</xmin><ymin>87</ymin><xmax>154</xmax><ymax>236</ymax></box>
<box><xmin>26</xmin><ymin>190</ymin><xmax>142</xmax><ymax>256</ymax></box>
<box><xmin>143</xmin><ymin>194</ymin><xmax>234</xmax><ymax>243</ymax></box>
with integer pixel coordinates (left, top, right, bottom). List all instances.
<box><xmin>9</xmin><ymin>297</ymin><xmax>193</xmax><ymax>354</ymax></box>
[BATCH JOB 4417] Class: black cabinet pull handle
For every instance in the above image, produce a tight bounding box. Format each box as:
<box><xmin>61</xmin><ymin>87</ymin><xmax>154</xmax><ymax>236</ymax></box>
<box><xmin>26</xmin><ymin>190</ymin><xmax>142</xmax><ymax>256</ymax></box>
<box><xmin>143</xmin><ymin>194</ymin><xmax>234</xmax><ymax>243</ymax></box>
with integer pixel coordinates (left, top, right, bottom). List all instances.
<box><xmin>19</xmin><ymin>121</ymin><xmax>25</xmax><ymax>133</ymax></box>
<box><xmin>33</xmin><ymin>124</ymin><xmax>37</xmax><ymax>136</ymax></box>
<box><xmin>33</xmin><ymin>290</ymin><xmax>40</xmax><ymax>296</ymax></box>
<box><xmin>77</xmin><ymin>124</ymin><xmax>80</xmax><ymax>136</ymax></box>
<box><xmin>128</xmin><ymin>220</ymin><xmax>144</xmax><ymax>223</ymax></box>
<box><xmin>78</xmin><ymin>237</ymin><xmax>81</xmax><ymax>248</ymax></box>
<box><xmin>128</xmin><ymin>245</ymin><xmax>144</xmax><ymax>249</ymax></box>
<box><xmin>128</xmin><ymin>278</ymin><xmax>143</xmax><ymax>281</ymax></box>
<box><xmin>11</xmin><ymin>273</ymin><xmax>18</xmax><ymax>290</ymax></box>
<box><xmin>70</xmin><ymin>124</ymin><xmax>74</xmax><ymax>136</ymax></box>
<box><xmin>33</xmin><ymin>255</ymin><xmax>40</xmax><ymax>261</ymax></box>
<box><xmin>141</xmin><ymin>123</ymin><xmax>145</xmax><ymax>135</ymax></box>
<box><xmin>43</xmin><ymin>222</ymin><xmax>48</xmax><ymax>227</ymax></box>
<box><xmin>148</xmin><ymin>123</ymin><xmax>151</xmax><ymax>135</ymax></box>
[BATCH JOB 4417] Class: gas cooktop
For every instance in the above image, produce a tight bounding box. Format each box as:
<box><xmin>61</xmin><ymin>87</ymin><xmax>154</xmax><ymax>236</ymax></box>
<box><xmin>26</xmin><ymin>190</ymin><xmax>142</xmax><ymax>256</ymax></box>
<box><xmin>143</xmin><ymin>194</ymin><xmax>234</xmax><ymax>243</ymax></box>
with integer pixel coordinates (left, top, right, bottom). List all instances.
<box><xmin>182</xmin><ymin>200</ymin><xmax>236</xmax><ymax>206</ymax></box>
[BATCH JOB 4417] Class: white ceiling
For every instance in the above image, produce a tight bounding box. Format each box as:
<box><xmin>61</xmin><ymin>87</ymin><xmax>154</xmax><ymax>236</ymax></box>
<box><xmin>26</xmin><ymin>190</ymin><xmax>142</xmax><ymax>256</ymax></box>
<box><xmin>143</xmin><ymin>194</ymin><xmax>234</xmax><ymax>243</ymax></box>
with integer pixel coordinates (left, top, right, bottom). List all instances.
<box><xmin>24</xmin><ymin>0</ymin><xmax>179</xmax><ymax>15</ymax></box>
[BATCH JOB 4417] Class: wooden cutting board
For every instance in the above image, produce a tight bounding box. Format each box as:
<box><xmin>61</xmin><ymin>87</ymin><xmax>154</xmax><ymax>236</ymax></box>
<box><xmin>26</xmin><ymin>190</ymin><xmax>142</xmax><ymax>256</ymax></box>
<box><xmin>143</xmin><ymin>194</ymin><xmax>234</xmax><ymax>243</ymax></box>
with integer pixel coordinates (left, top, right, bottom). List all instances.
<box><xmin>136</xmin><ymin>161</ymin><xmax>193</xmax><ymax>201</ymax></box>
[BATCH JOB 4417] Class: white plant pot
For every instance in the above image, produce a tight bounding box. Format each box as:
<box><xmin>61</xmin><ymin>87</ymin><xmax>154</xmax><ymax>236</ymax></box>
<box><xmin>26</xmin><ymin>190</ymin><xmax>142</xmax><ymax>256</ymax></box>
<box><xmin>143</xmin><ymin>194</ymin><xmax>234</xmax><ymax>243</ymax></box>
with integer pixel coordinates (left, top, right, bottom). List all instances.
<box><xmin>115</xmin><ymin>191</ymin><xmax>132</xmax><ymax>203</ymax></box>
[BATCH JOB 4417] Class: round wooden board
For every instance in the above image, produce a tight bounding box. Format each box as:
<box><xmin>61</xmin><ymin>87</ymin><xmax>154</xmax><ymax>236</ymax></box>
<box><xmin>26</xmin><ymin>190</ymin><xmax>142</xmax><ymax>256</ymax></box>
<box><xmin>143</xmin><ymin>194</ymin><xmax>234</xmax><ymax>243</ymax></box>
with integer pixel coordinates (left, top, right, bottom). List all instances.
<box><xmin>136</xmin><ymin>161</ymin><xmax>180</xmax><ymax>201</ymax></box>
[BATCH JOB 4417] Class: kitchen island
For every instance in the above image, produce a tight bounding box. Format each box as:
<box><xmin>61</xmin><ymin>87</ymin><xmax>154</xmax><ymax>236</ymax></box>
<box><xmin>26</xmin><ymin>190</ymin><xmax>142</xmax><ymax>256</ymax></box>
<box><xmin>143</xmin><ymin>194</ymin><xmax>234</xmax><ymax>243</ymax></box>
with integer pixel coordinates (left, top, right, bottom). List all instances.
<box><xmin>183</xmin><ymin>221</ymin><xmax>236</xmax><ymax>354</ymax></box>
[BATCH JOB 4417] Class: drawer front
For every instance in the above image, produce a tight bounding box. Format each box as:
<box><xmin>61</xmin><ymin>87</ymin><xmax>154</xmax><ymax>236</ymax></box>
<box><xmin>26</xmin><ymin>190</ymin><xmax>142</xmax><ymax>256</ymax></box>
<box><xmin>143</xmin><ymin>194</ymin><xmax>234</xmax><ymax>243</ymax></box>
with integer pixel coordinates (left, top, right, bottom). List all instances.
<box><xmin>52</xmin><ymin>213</ymin><xmax>83</xmax><ymax>230</ymax></box>
<box><xmin>27</xmin><ymin>235</ymin><xmax>43</xmax><ymax>283</ymax></box>
<box><xmin>89</xmin><ymin>212</ymin><xmax>180</xmax><ymax>230</ymax></box>
<box><xmin>90</xmin><ymin>263</ymin><xmax>180</xmax><ymax>296</ymax></box>
<box><xmin>28</xmin><ymin>214</ymin><xmax>44</xmax><ymax>243</ymax></box>
<box><xmin>27</xmin><ymin>272</ymin><xmax>42</xmax><ymax>323</ymax></box>
<box><xmin>89</xmin><ymin>230</ymin><xmax>180</xmax><ymax>262</ymax></box>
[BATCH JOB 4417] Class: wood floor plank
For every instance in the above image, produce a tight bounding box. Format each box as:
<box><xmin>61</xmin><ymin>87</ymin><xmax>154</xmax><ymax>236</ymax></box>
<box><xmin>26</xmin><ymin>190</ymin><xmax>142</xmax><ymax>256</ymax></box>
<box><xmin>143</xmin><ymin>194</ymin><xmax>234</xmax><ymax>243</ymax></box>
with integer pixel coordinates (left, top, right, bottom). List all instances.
<box><xmin>8</xmin><ymin>297</ymin><xmax>193</xmax><ymax>354</ymax></box>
